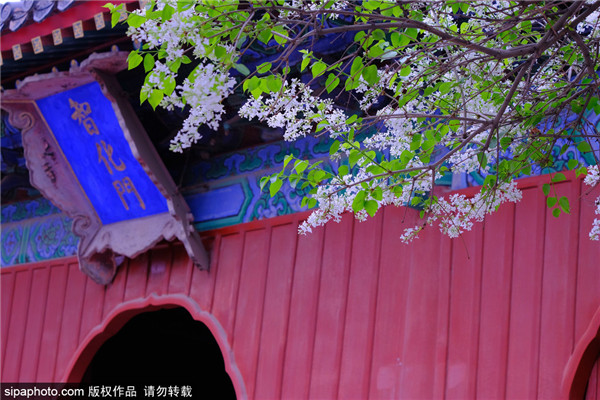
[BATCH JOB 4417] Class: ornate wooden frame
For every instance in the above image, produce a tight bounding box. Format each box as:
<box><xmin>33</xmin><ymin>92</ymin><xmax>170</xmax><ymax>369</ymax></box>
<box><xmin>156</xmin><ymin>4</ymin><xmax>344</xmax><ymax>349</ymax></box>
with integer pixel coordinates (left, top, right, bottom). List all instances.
<box><xmin>1</xmin><ymin>50</ymin><xmax>209</xmax><ymax>284</ymax></box>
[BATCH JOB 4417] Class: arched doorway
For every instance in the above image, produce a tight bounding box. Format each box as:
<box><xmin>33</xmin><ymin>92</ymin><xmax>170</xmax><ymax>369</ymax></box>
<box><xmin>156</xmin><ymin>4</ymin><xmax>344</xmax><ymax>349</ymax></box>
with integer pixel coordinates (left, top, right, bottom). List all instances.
<box><xmin>81</xmin><ymin>307</ymin><xmax>236</xmax><ymax>399</ymax></box>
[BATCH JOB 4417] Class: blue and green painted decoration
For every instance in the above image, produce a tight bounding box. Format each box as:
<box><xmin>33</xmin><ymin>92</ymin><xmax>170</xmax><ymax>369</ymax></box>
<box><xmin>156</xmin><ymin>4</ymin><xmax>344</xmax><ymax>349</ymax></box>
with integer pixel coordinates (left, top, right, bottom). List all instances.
<box><xmin>2</xmin><ymin>111</ymin><xmax>599</xmax><ymax>266</ymax></box>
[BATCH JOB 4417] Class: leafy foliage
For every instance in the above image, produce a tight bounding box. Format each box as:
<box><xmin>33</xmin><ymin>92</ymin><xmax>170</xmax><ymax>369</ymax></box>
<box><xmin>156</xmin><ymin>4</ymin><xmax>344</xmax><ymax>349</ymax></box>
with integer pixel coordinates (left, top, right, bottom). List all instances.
<box><xmin>107</xmin><ymin>0</ymin><xmax>600</xmax><ymax>241</ymax></box>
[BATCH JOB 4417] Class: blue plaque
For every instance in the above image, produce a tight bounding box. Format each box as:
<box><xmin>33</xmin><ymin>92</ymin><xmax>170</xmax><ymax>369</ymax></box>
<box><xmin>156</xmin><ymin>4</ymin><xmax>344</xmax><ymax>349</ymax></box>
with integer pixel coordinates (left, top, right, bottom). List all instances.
<box><xmin>36</xmin><ymin>81</ymin><xmax>168</xmax><ymax>225</ymax></box>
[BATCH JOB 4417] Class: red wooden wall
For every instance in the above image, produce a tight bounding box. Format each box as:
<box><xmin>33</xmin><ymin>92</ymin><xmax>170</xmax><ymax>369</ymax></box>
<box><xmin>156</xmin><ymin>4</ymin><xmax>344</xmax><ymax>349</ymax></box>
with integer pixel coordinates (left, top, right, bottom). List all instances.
<box><xmin>1</xmin><ymin>173</ymin><xmax>599</xmax><ymax>399</ymax></box>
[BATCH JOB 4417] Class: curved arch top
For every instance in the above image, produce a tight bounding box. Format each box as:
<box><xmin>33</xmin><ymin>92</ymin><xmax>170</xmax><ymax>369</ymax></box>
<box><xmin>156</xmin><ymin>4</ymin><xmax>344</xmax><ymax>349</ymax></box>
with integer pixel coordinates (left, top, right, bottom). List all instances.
<box><xmin>64</xmin><ymin>294</ymin><xmax>247</xmax><ymax>400</ymax></box>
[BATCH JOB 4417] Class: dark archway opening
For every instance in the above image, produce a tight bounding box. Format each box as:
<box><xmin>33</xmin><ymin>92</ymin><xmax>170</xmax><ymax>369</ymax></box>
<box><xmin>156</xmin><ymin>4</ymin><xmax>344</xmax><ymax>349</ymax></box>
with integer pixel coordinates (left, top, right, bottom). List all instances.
<box><xmin>81</xmin><ymin>307</ymin><xmax>236</xmax><ymax>399</ymax></box>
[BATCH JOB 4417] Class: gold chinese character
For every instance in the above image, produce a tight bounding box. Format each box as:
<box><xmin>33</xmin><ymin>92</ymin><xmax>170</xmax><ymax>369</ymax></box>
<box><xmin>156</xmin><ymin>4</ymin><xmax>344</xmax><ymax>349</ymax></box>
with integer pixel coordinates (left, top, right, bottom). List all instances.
<box><xmin>113</xmin><ymin>177</ymin><xmax>146</xmax><ymax>211</ymax></box>
<box><xmin>84</xmin><ymin>118</ymin><xmax>99</xmax><ymax>135</ymax></box>
<box><xmin>69</xmin><ymin>98</ymin><xmax>100</xmax><ymax>135</ymax></box>
<box><xmin>97</xmin><ymin>140</ymin><xmax>126</xmax><ymax>174</ymax></box>
<box><xmin>69</xmin><ymin>98</ymin><xmax>91</xmax><ymax>123</ymax></box>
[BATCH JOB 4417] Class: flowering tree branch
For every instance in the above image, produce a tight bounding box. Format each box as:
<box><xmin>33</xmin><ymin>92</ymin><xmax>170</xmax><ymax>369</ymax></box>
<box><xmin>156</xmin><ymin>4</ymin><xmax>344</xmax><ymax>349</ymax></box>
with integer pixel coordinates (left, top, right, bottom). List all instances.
<box><xmin>107</xmin><ymin>0</ymin><xmax>600</xmax><ymax>241</ymax></box>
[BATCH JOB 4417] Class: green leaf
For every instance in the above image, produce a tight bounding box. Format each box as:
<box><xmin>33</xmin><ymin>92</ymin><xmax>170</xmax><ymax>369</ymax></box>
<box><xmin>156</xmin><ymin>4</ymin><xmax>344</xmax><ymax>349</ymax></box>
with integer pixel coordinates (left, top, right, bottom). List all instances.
<box><xmin>143</xmin><ymin>53</ymin><xmax>155</xmax><ymax>72</ymax></box>
<box><xmin>260</xmin><ymin>176</ymin><xmax>270</xmax><ymax>190</ymax></box>
<box><xmin>362</xmin><ymin>65</ymin><xmax>378</xmax><ymax>85</ymax></box>
<box><xmin>111</xmin><ymin>6</ymin><xmax>123</xmax><ymax>27</ymax></box>
<box><xmin>294</xmin><ymin>160</ymin><xmax>308</xmax><ymax>174</ymax></box>
<box><xmin>169</xmin><ymin>58</ymin><xmax>181</xmax><ymax>73</ymax></box>
<box><xmin>311</xmin><ymin>61</ymin><xmax>327</xmax><ymax>78</ymax></box>
<box><xmin>559</xmin><ymin>196</ymin><xmax>570</xmax><ymax>214</ymax></box>
<box><xmin>269</xmin><ymin>179</ymin><xmax>282</xmax><ymax>197</ymax></box>
<box><xmin>338</xmin><ymin>165</ymin><xmax>349</xmax><ymax>177</ymax></box>
<box><xmin>127</xmin><ymin>51</ymin><xmax>143</xmax><ymax>70</ymax></box>
<box><xmin>577</xmin><ymin>141</ymin><xmax>592</xmax><ymax>153</ymax></box>
<box><xmin>148</xmin><ymin>89</ymin><xmax>164</xmax><ymax>110</ymax></box>
<box><xmin>127</xmin><ymin>13</ymin><xmax>146</xmax><ymax>29</ymax></box>
<box><xmin>214</xmin><ymin>45</ymin><xmax>227</xmax><ymax>59</ymax></box>
<box><xmin>364</xmin><ymin>200</ymin><xmax>378</xmax><ymax>217</ymax></box>
<box><xmin>439</xmin><ymin>82</ymin><xmax>452</xmax><ymax>94</ymax></box>
<box><xmin>283</xmin><ymin>154</ymin><xmax>294</xmax><ymax>168</ymax></box>
<box><xmin>551</xmin><ymin>173</ymin><xmax>566</xmax><ymax>183</ymax></box>
<box><xmin>400</xmin><ymin>65</ymin><xmax>411</xmax><ymax>77</ymax></box>
<box><xmin>325</xmin><ymin>73</ymin><xmax>340</xmax><ymax>93</ymax></box>
<box><xmin>162</xmin><ymin>4</ymin><xmax>175</xmax><ymax>21</ymax></box>
<box><xmin>350</xmin><ymin>57</ymin><xmax>363</xmax><ymax>77</ymax></box>
<box><xmin>140</xmin><ymin>89</ymin><xmax>148</xmax><ymax>104</ymax></box>
<box><xmin>352</xmin><ymin>191</ymin><xmax>367</xmax><ymax>212</ymax></box>
<box><xmin>542</xmin><ymin>183</ymin><xmax>550</xmax><ymax>196</ymax></box>
<box><xmin>329</xmin><ymin>140</ymin><xmax>340</xmax><ymax>156</ymax></box>
<box><xmin>257</xmin><ymin>62</ymin><xmax>272</xmax><ymax>74</ymax></box>
<box><xmin>567</xmin><ymin>159</ymin><xmax>578</xmax><ymax>170</ymax></box>
<box><xmin>552</xmin><ymin>208</ymin><xmax>561</xmax><ymax>218</ymax></box>
<box><xmin>349</xmin><ymin>150</ymin><xmax>361</xmax><ymax>167</ymax></box>
<box><xmin>163</xmin><ymin>76</ymin><xmax>176</xmax><ymax>96</ymax></box>
<box><xmin>301</xmin><ymin>56</ymin><xmax>310</xmax><ymax>72</ymax></box>
<box><xmin>547</xmin><ymin>196</ymin><xmax>557</xmax><ymax>207</ymax></box>
<box><xmin>372</xmin><ymin>187</ymin><xmax>383</xmax><ymax>201</ymax></box>
<box><xmin>267</xmin><ymin>76</ymin><xmax>282</xmax><ymax>93</ymax></box>
<box><xmin>346</xmin><ymin>114</ymin><xmax>358</xmax><ymax>125</ymax></box>
<box><xmin>234</xmin><ymin>63</ymin><xmax>250</xmax><ymax>75</ymax></box>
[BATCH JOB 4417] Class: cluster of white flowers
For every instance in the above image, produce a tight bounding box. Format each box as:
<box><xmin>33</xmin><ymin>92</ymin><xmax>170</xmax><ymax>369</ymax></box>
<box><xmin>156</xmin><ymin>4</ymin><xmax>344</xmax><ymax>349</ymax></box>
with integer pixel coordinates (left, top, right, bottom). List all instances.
<box><xmin>280</xmin><ymin>0</ymin><xmax>350</xmax><ymax>20</ymax></box>
<box><xmin>169</xmin><ymin>64</ymin><xmax>236</xmax><ymax>152</ymax></box>
<box><xmin>298</xmin><ymin>171</ymin><xmax>408</xmax><ymax>235</ymax></box>
<box><xmin>400</xmin><ymin>181</ymin><xmax>522</xmax><ymax>242</ymax></box>
<box><xmin>299</xmin><ymin>166</ymin><xmax>434</xmax><ymax>235</ymax></box>
<box><xmin>240</xmin><ymin>79</ymin><xmax>349</xmax><ymax>141</ymax></box>
<box><xmin>127</xmin><ymin>0</ymin><xmax>197</xmax><ymax>63</ymax></box>
<box><xmin>354</xmin><ymin>67</ymin><xmax>399</xmax><ymax>111</ymax></box>
<box><xmin>584</xmin><ymin>165</ymin><xmax>600</xmax><ymax>241</ymax></box>
<box><xmin>127</xmin><ymin>0</ymin><xmax>239</xmax><ymax>151</ymax></box>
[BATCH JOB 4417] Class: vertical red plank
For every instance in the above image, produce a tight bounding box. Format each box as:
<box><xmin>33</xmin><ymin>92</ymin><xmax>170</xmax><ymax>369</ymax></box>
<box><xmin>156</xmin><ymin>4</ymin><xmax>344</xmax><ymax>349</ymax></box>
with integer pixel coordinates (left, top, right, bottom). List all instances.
<box><xmin>575</xmin><ymin>181</ymin><xmax>600</xmax><ymax>340</ymax></box>
<box><xmin>432</xmin><ymin>237</ymin><xmax>453</xmax><ymax>400</ymax></box>
<box><xmin>78</xmin><ymin>276</ymin><xmax>106</xmax><ymax>344</ymax></box>
<box><xmin>55</xmin><ymin>262</ymin><xmax>88</xmax><ymax>381</ymax></box>
<box><xmin>309</xmin><ymin>215</ymin><xmax>353</xmax><ymax>399</ymax></box>
<box><xmin>398</xmin><ymin>225</ymin><xmax>446</xmax><ymax>399</ymax></box>
<box><xmin>232</xmin><ymin>228</ymin><xmax>270</xmax><ymax>399</ymax></box>
<box><xmin>168</xmin><ymin>245</ymin><xmax>192</xmax><ymax>295</ymax></box>
<box><xmin>254</xmin><ymin>223</ymin><xmax>298</xmax><ymax>400</ymax></box>
<box><xmin>476</xmin><ymin>203</ymin><xmax>515</xmax><ymax>399</ymax></box>
<box><xmin>280</xmin><ymin>225</ymin><xmax>325</xmax><ymax>399</ymax></box>
<box><xmin>337</xmin><ymin>213</ymin><xmax>383</xmax><ymax>400</ymax></box>
<box><xmin>505</xmin><ymin>187</ymin><xmax>545</xmax><ymax>399</ymax></box>
<box><xmin>144</xmin><ymin>246</ymin><xmax>172</xmax><ymax>299</ymax></box>
<box><xmin>3</xmin><ymin>269</ymin><xmax>32</xmax><ymax>381</ymax></box>
<box><xmin>369</xmin><ymin>206</ymin><xmax>416</xmax><ymax>399</ymax></box>
<box><xmin>211</xmin><ymin>233</ymin><xmax>244</xmax><ymax>338</ymax></box>
<box><xmin>123</xmin><ymin>252</ymin><xmax>149</xmax><ymax>302</ymax></box>
<box><xmin>445</xmin><ymin>224</ymin><xmax>483</xmax><ymax>399</ymax></box>
<box><xmin>1</xmin><ymin>271</ymin><xmax>15</xmax><ymax>377</ymax></box>
<box><xmin>36</xmin><ymin>265</ymin><xmax>68</xmax><ymax>381</ymax></box>
<box><xmin>103</xmin><ymin>260</ymin><xmax>128</xmax><ymax>319</ymax></box>
<box><xmin>538</xmin><ymin>180</ymin><xmax>579</xmax><ymax>399</ymax></box>
<box><xmin>189</xmin><ymin>235</ymin><xmax>219</xmax><ymax>311</ymax></box>
<box><xmin>19</xmin><ymin>267</ymin><xmax>50</xmax><ymax>381</ymax></box>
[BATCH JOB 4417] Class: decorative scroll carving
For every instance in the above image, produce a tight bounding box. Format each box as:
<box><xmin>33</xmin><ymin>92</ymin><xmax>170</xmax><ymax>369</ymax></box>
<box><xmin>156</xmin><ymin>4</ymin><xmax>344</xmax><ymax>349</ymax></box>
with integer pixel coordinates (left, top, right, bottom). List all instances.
<box><xmin>1</xmin><ymin>51</ymin><xmax>209</xmax><ymax>284</ymax></box>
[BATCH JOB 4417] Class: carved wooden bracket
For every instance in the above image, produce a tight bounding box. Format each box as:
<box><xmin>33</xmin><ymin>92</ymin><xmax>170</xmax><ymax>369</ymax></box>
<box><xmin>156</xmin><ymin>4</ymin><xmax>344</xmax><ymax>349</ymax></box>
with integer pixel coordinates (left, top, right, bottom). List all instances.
<box><xmin>1</xmin><ymin>51</ymin><xmax>209</xmax><ymax>284</ymax></box>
